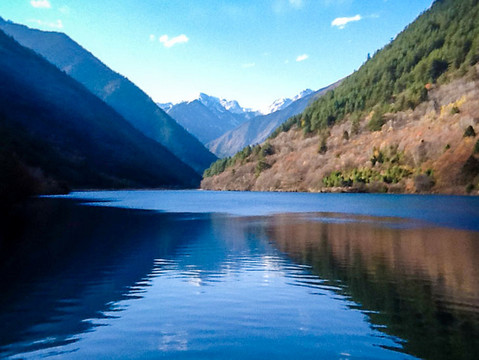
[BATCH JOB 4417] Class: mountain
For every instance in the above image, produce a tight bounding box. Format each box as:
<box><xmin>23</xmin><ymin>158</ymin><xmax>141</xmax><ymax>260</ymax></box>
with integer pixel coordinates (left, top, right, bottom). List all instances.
<box><xmin>157</xmin><ymin>102</ymin><xmax>174</xmax><ymax>112</ymax></box>
<box><xmin>0</xmin><ymin>18</ymin><xmax>216</xmax><ymax>174</ymax></box>
<box><xmin>0</xmin><ymin>29</ymin><xmax>201</xmax><ymax>204</ymax></box>
<box><xmin>202</xmin><ymin>0</ymin><xmax>479</xmax><ymax>194</ymax></box>
<box><xmin>206</xmin><ymin>83</ymin><xmax>340</xmax><ymax>158</ymax></box>
<box><xmin>165</xmin><ymin>93</ymin><xmax>259</xmax><ymax>144</ymax></box>
<box><xmin>264</xmin><ymin>89</ymin><xmax>314</xmax><ymax>115</ymax></box>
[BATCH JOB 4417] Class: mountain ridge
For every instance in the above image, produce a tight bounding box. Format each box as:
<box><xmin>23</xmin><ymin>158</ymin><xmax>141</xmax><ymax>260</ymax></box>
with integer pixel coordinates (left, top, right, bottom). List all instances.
<box><xmin>0</xmin><ymin>29</ymin><xmax>200</xmax><ymax>205</ymax></box>
<box><xmin>206</xmin><ymin>82</ymin><xmax>341</xmax><ymax>158</ymax></box>
<box><xmin>0</xmin><ymin>18</ymin><xmax>217</xmax><ymax>174</ymax></box>
<box><xmin>165</xmin><ymin>93</ymin><xmax>259</xmax><ymax>144</ymax></box>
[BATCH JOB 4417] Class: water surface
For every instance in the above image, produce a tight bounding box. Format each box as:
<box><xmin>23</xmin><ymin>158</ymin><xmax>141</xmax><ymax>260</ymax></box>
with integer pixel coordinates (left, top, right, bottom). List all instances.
<box><xmin>1</xmin><ymin>191</ymin><xmax>478</xmax><ymax>359</ymax></box>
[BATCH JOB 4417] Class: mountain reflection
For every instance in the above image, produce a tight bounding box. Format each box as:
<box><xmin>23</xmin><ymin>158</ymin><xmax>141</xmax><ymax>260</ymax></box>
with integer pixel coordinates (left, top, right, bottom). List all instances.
<box><xmin>0</xmin><ymin>199</ymin><xmax>209</xmax><ymax>357</ymax></box>
<box><xmin>265</xmin><ymin>213</ymin><xmax>479</xmax><ymax>360</ymax></box>
<box><xmin>1</xmin><ymin>199</ymin><xmax>479</xmax><ymax>360</ymax></box>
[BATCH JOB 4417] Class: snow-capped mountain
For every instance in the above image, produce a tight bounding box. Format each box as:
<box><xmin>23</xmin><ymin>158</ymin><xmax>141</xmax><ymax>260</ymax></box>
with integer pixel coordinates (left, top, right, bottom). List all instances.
<box><xmin>207</xmin><ymin>84</ymin><xmax>341</xmax><ymax>158</ymax></box>
<box><xmin>161</xmin><ymin>89</ymin><xmax>315</xmax><ymax>146</ymax></box>
<box><xmin>157</xmin><ymin>102</ymin><xmax>174</xmax><ymax>112</ymax></box>
<box><xmin>163</xmin><ymin>93</ymin><xmax>259</xmax><ymax>144</ymax></box>
<box><xmin>197</xmin><ymin>93</ymin><xmax>260</xmax><ymax>117</ymax></box>
<box><xmin>263</xmin><ymin>89</ymin><xmax>314</xmax><ymax>115</ymax></box>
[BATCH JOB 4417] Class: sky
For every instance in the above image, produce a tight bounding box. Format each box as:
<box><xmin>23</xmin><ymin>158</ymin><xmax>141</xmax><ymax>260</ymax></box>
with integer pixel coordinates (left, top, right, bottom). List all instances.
<box><xmin>0</xmin><ymin>0</ymin><xmax>433</xmax><ymax>112</ymax></box>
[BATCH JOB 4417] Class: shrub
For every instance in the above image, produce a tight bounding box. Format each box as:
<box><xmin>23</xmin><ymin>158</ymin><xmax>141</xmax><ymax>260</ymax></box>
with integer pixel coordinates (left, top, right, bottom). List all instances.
<box><xmin>464</xmin><ymin>125</ymin><xmax>476</xmax><ymax>137</ymax></box>
<box><xmin>368</xmin><ymin>111</ymin><xmax>385</xmax><ymax>132</ymax></box>
<box><xmin>255</xmin><ymin>159</ymin><xmax>271</xmax><ymax>177</ymax></box>
<box><xmin>370</xmin><ymin>147</ymin><xmax>385</xmax><ymax>166</ymax></box>
<box><xmin>318</xmin><ymin>129</ymin><xmax>330</xmax><ymax>154</ymax></box>
<box><xmin>450</xmin><ymin>106</ymin><xmax>460</xmax><ymax>114</ymax></box>
<box><xmin>261</xmin><ymin>142</ymin><xmax>274</xmax><ymax>157</ymax></box>
<box><xmin>351</xmin><ymin>115</ymin><xmax>360</xmax><ymax>135</ymax></box>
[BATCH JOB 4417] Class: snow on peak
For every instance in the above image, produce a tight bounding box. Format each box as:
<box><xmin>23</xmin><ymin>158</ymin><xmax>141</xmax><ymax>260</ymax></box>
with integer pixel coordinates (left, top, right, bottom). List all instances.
<box><xmin>262</xmin><ymin>89</ymin><xmax>314</xmax><ymax>115</ymax></box>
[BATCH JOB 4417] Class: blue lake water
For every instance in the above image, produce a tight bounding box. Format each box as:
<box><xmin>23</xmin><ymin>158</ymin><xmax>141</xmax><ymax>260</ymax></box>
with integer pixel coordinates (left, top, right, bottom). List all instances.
<box><xmin>1</xmin><ymin>190</ymin><xmax>479</xmax><ymax>359</ymax></box>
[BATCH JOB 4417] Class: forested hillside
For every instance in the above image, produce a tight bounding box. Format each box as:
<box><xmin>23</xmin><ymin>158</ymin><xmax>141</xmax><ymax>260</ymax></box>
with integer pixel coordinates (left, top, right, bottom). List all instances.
<box><xmin>0</xmin><ymin>18</ymin><xmax>217</xmax><ymax>174</ymax></box>
<box><xmin>202</xmin><ymin>0</ymin><xmax>479</xmax><ymax>194</ymax></box>
<box><xmin>0</xmin><ymin>30</ymin><xmax>201</xmax><ymax>205</ymax></box>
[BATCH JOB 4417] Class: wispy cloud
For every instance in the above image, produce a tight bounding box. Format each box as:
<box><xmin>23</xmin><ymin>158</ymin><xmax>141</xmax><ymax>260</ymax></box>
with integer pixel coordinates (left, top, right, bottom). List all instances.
<box><xmin>288</xmin><ymin>0</ymin><xmax>303</xmax><ymax>9</ymax></box>
<box><xmin>331</xmin><ymin>14</ymin><xmax>361</xmax><ymax>29</ymax></box>
<box><xmin>296</xmin><ymin>54</ymin><xmax>309</xmax><ymax>62</ymax></box>
<box><xmin>241</xmin><ymin>63</ymin><xmax>255</xmax><ymax>68</ymax></box>
<box><xmin>273</xmin><ymin>0</ymin><xmax>304</xmax><ymax>13</ymax></box>
<box><xmin>159</xmin><ymin>34</ymin><xmax>189</xmax><ymax>48</ymax></box>
<box><xmin>28</xmin><ymin>19</ymin><xmax>63</xmax><ymax>29</ymax></box>
<box><xmin>59</xmin><ymin>5</ymin><xmax>70</xmax><ymax>15</ymax></box>
<box><xmin>30</xmin><ymin>0</ymin><xmax>51</xmax><ymax>9</ymax></box>
<box><xmin>149</xmin><ymin>34</ymin><xmax>156</xmax><ymax>42</ymax></box>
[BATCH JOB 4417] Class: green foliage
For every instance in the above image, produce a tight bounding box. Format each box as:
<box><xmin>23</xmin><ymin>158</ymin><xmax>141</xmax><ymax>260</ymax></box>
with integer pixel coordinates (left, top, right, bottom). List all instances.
<box><xmin>203</xmin><ymin>158</ymin><xmax>230</xmax><ymax>178</ymax></box>
<box><xmin>261</xmin><ymin>142</ymin><xmax>274</xmax><ymax>157</ymax></box>
<box><xmin>370</xmin><ymin>147</ymin><xmax>385</xmax><ymax>166</ymax></box>
<box><xmin>368</xmin><ymin>111</ymin><xmax>386</xmax><ymax>132</ymax></box>
<box><xmin>322</xmin><ymin>164</ymin><xmax>412</xmax><ymax>189</ymax></box>
<box><xmin>463</xmin><ymin>125</ymin><xmax>476</xmax><ymax>137</ymax></box>
<box><xmin>204</xmin><ymin>143</ymin><xmax>264</xmax><ymax>177</ymax></box>
<box><xmin>450</xmin><ymin>105</ymin><xmax>460</xmax><ymax>114</ymax></box>
<box><xmin>273</xmin><ymin>0</ymin><xmax>479</xmax><ymax>136</ymax></box>
<box><xmin>255</xmin><ymin>159</ymin><xmax>271</xmax><ymax>177</ymax></box>
<box><xmin>324</xmin><ymin>145</ymin><xmax>411</xmax><ymax>188</ymax></box>
<box><xmin>382</xmin><ymin>165</ymin><xmax>412</xmax><ymax>184</ymax></box>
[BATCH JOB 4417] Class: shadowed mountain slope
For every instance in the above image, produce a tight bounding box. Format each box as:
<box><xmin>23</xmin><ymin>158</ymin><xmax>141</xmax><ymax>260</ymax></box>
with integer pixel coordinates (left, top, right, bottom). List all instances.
<box><xmin>0</xmin><ymin>18</ymin><xmax>217</xmax><ymax>174</ymax></box>
<box><xmin>0</xmin><ymin>29</ymin><xmax>201</xmax><ymax>203</ymax></box>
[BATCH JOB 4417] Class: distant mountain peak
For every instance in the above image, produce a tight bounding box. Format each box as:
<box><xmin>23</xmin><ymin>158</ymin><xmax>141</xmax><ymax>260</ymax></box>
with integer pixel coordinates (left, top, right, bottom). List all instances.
<box><xmin>157</xmin><ymin>102</ymin><xmax>174</xmax><ymax>112</ymax></box>
<box><xmin>262</xmin><ymin>89</ymin><xmax>315</xmax><ymax>115</ymax></box>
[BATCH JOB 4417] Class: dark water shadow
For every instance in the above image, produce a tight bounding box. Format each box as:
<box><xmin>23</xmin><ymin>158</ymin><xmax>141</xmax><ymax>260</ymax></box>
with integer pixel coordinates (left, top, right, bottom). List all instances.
<box><xmin>0</xmin><ymin>198</ymin><xmax>214</xmax><ymax>357</ymax></box>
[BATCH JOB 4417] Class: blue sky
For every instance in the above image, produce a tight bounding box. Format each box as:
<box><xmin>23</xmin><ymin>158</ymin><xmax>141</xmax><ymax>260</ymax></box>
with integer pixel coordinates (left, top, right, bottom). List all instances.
<box><xmin>1</xmin><ymin>0</ymin><xmax>432</xmax><ymax>111</ymax></box>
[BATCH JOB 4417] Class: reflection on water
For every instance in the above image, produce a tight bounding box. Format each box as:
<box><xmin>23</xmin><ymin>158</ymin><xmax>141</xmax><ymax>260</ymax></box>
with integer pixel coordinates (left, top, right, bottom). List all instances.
<box><xmin>267</xmin><ymin>213</ymin><xmax>479</xmax><ymax>360</ymax></box>
<box><xmin>0</xmin><ymin>194</ymin><xmax>478</xmax><ymax>359</ymax></box>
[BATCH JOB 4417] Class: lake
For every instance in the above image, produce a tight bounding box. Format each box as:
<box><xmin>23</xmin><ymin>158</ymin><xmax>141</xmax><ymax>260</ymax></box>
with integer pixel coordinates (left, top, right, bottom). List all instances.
<box><xmin>1</xmin><ymin>190</ymin><xmax>478</xmax><ymax>359</ymax></box>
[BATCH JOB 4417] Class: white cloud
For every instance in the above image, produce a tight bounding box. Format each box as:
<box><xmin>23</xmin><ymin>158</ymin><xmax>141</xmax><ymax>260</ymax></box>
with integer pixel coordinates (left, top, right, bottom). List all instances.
<box><xmin>296</xmin><ymin>54</ymin><xmax>309</xmax><ymax>62</ymax></box>
<box><xmin>149</xmin><ymin>34</ymin><xmax>156</xmax><ymax>42</ymax></box>
<box><xmin>242</xmin><ymin>63</ymin><xmax>255</xmax><ymax>68</ymax></box>
<box><xmin>28</xmin><ymin>19</ymin><xmax>63</xmax><ymax>29</ymax></box>
<box><xmin>331</xmin><ymin>14</ymin><xmax>361</xmax><ymax>29</ymax></box>
<box><xmin>30</xmin><ymin>0</ymin><xmax>51</xmax><ymax>9</ymax></box>
<box><xmin>159</xmin><ymin>34</ymin><xmax>189</xmax><ymax>48</ymax></box>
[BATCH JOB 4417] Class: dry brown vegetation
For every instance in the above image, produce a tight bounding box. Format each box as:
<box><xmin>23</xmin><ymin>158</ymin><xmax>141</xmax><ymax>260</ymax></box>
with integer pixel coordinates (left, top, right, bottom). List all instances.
<box><xmin>201</xmin><ymin>68</ymin><xmax>479</xmax><ymax>194</ymax></box>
